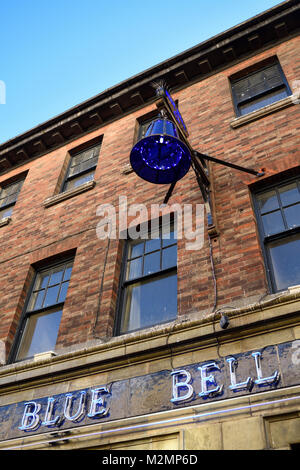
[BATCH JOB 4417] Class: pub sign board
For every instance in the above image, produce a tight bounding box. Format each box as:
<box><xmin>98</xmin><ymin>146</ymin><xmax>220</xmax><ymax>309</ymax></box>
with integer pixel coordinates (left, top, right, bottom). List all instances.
<box><xmin>0</xmin><ymin>340</ymin><xmax>300</xmax><ymax>441</ymax></box>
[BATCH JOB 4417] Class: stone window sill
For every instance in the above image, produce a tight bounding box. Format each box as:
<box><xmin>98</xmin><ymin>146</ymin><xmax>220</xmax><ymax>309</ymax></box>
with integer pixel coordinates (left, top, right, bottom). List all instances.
<box><xmin>43</xmin><ymin>180</ymin><xmax>96</xmax><ymax>208</ymax></box>
<box><xmin>230</xmin><ymin>92</ymin><xmax>300</xmax><ymax>128</ymax></box>
<box><xmin>0</xmin><ymin>216</ymin><xmax>11</xmax><ymax>227</ymax></box>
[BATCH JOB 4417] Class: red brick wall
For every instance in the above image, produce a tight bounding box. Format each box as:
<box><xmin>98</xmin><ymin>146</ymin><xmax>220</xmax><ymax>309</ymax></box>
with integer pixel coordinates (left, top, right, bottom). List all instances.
<box><xmin>0</xmin><ymin>35</ymin><xmax>299</xmax><ymax>358</ymax></box>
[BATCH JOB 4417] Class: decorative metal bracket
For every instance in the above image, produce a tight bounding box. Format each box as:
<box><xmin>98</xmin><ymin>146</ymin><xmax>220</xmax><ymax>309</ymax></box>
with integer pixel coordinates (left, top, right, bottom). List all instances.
<box><xmin>152</xmin><ymin>82</ymin><xmax>265</xmax><ymax>235</ymax></box>
<box><xmin>193</xmin><ymin>151</ymin><xmax>265</xmax><ymax>178</ymax></box>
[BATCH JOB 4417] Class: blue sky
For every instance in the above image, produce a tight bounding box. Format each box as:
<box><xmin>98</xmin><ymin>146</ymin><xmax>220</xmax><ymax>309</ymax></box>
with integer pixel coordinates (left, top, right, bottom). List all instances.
<box><xmin>0</xmin><ymin>0</ymin><xmax>283</xmax><ymax>145</ymax></box>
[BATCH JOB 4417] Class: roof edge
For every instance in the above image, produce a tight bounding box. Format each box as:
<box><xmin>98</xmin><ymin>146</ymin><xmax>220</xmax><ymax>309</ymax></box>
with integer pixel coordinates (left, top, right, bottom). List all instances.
<box><xmin>0</xmin><ymin>0</ymin><xmax>299</xmax><ymax>171</ymax></box>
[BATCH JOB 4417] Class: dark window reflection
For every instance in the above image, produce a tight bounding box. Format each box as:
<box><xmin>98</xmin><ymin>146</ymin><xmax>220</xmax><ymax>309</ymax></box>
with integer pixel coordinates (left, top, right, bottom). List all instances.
<box><xmin>119</xmin><ymin>221</ymin><xmax>177</xmax><ymax>334</ymax></box>
<box><xmin>15</xmin><ymin>260</ymin><xmax>73</xmax><ymax>361</ymax></box>
<box><xmin>262</xmin><ymin>211</ymin><xmax>285</xmax><ymax>236</ymax></box>
<box><xmin>268</xmin><ymin>233</ymin><xmax>300</xmax><ymax>291</ymax></box>
<box><xmin>121</xmin><ymin>273</ymin><xmax>177</xmax><ymax>333</ymax></box>
<box><xmin>231</xmin><ymin>62</ymin><xmax>292</xmax><ymax>117</ymax></box>
<box><xmin>255</xmin><ymin>178</ymin><xmax>300</xmax><ymax>292</ymax></box>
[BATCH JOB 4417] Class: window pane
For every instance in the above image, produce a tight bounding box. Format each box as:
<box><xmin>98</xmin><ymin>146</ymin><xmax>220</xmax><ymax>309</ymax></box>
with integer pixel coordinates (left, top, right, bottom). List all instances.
<box><xmin>268</xmin><ymin>233</ymin><xmax>300</xmax><ymax>291</ymax></box>
<box><xmin>128</xmin><ymin>241</ymin><xmax>144</xmax><ymax>259</ymax></box>
<box><xmin>28</xmin><ymin>262</ymin><xmax>73</xmax><ymax>311</ymax></box>
<box><xmin>43</xmin><ymin>285</ymin><xmax>60</xmax><ymax>307</ymax></box>
<box><xmin>263</xmin><ymin>65</ymin><xmax>284</xmax><ymax>88</ymax></box>
<box><xmin>232</xmin><ymin>66</ymin><xmax>284</xmax><ymax>103</ymax></box>
<box><xmin>279</xmin><ymin>183</ymin><xmax>300</xmax><ymax>206</ymax></box>
<box><xmin>0</xmin><ymin>180</ymin><xmax>24</xmax><ymax>209</ymax></box>
<box><xmin>16</xmin><ymin>309</ymin><xmax>63</xmax><ymax>360</ymax></box>
<box><xmin>0</xmin><ymin>206</ymin><xmax>13</xmax><ymax>219</ymax></box>
<box><xmin>284</xmin><ymin>205</ymin><xmax>300</xmax><ymax>229</ymax></box>
<box><xmin>29</xmin><ymin>290</ymin><xmax>45</xmax><ymax>311</ymax></box>
<box><xmin>0</xmin><ymin>181</ymin><xmax>20</xmax><ymax>197</ymax></box>
<box><xmin>0</xmin><ymin>193</ymin><xmax>18</xmax><ymax>207</ymax></box>
<box><xmin>143</xmin><ymin>251</ymin><xmax>160</xmax><ymax>275</ymax></box>
<box><xmin>162</xmin><ymin>245</ymin><xmax>177</xmax><ymax>270</ymax></box>
<box><xmin>261</xmin><ymin>211</ymin><xmax>285</xmax><ymax>236</ymax></box>
<box><xmin>63</xmin><ymin>266</ymin><xmax>73</xmax><ymax>281</ymax></box>
<box><xmin>239</xmin><ymin>88</ymin><xmax>288</xmax><ymax>115</ymax></box>
<box><xmin>64</xmin><ymin>171</ymin><xmax>94</xmax><ymax>191</ymax></box>
<box><xmin>68</xmin><ymin>156</ymin><xmax>98</xmax><ymax>177</ymax></box>
<box><xmin>121</xmin><ymin>273</ymin><xmax>177</xmax><ymax>333</ymax></box>
<box><xmin>162</xmin><ymin>224</ymin><xmax>177</xmax><ymax>247</ymax></box>
<box><xmin>1</xmin><ymin>184</ymin><xmax>14</xmax><ymax>197</ymax></box>
<box><xmin>246</xmin><ymin>66</ymin><xmax>282</xmax><ymax>97</ymax></box>
<box><xmin>49</xmin><ymin>269</ymin><xmax>64</xmax><ymax>286</ymax></box>
<box><xmin>79</xmin><ymin>148</ymin><xmax>94</xmax><ymax>161</ymax></box>
<box><xmin>145</xmin><ymin>237</ymin><xmax>161</xmax><ymax>253</ymax></box>
<box><xmin>127</xmin><ymin>257</ymin><xmax>142</xmax><ymax>280</ymax></box>
<box><xmin>138</xmin><ymin>121</ymin><xmax>153</xmax><ymax>140</ymax></box>
<box><xmin>232</xmin><ymin>77</ymin><xmax>252</xmax><ymax>102</ymax></box>
<box><xmin>257</xmin><ymin>190</ymin><xmax>279</xmax><ymax>214</ymax></box>
<box><xmin>58</xmin><ymin>281</ymin><xmax>69</xmax><ymax>303</ymax></box>
<box><xmin>40</xmin><ymin>274</ymin><xmax>50</xmax><ymax>289</ymax></box>
<box><xmin>71</xmin><ymin>147</ymin><xmax>99</xmax><ymax>166</ymax></box>
<box><xmin>30</xmin><ymin>273</ymin><xmax>49</xmax><ymax>299</ymax></box>
<box><xmin>70</xmin><ymin>154</ymin><xmax>82</xmax><ymax>166</ymax></box>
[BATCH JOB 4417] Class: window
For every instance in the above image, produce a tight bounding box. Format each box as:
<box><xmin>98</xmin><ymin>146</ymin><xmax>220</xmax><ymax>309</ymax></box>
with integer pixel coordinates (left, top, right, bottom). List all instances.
<box><xmin>116</xmin><ymin>221</ymin><xmax>177</xmax><ymax>334</ymax></box>
<box><xmin>136</xmin><ymin>117</ymin><xmax>155</xmax><ymax>142</ymax></box>
<box><xmin>253</xmin><ymin>177</ymin><xmax>300</xmax><ymax>292</ymax></box>
<box><xmin>13</xmin><ymin>259</ymin><xmax>73</xmax><ymax>361</ymax></box>
<box><xmin>0</xmin><ymin>178</ymin><xmax>24</xmax><ymax>220</ymax></box>
<box><xmin>135</xmin><ymin>102</ymin><xmax>178</xmax><ymax>143</ymax></box>
<box><xmin>62</xmin><ymin>143</ymin><xmax>101</xmax><ymax>192</ymax></box>
<box><xmin>231</xmin><ymin>61</ymin><xmax>291</xmax><ymax>116</ymax></box>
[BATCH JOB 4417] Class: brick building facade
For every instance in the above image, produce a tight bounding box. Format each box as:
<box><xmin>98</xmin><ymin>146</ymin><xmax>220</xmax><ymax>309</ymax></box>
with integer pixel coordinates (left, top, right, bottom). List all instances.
<box><xmin>0</xmin><ymin>0</ymin><xmax>299</xmax><ymax>450</ymax></box>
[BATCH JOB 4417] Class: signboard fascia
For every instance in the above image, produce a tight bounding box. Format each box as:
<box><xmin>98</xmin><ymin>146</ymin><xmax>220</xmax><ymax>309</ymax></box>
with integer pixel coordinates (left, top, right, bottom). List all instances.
<box><xmin>1</xmin><ymin>339</ymin><xmax>300</xmax><ymax>441</ymax></box>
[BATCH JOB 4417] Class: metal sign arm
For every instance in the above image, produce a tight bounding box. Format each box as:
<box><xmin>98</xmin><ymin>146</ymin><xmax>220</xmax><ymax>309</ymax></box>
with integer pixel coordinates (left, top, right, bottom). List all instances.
<box><xmin>152</xmin><ymin>83</ymin><xmax>264</xmax><ymax>209</ymax></box>
<box><xmin>193</xmin><ymin>151</ymin><xmax>265</xmax><ymax>178</ymax></box>
<box><xmin>163</xmin><ymin>181</ymin><xmax>177</xmax><ymax>204</ymax></box>
<box><xmin>162</xmin><ymin>149</ymin><xmax>264</xmax><ymax>204</ymax></box>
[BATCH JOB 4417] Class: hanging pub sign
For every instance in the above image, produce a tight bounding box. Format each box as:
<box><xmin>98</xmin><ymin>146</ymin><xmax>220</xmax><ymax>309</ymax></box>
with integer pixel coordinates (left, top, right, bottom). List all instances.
<box><xmin>129</xmin><ymin>82</ymin><xmax>193</xmax><ymax>186</ymax></box>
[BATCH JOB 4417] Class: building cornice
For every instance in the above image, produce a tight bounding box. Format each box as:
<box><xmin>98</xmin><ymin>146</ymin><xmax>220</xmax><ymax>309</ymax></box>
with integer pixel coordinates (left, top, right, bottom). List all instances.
<box><xmin>0</xmin><ymin>0</ymin><xmax>299</xmax><ymax>174</ymax></box>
